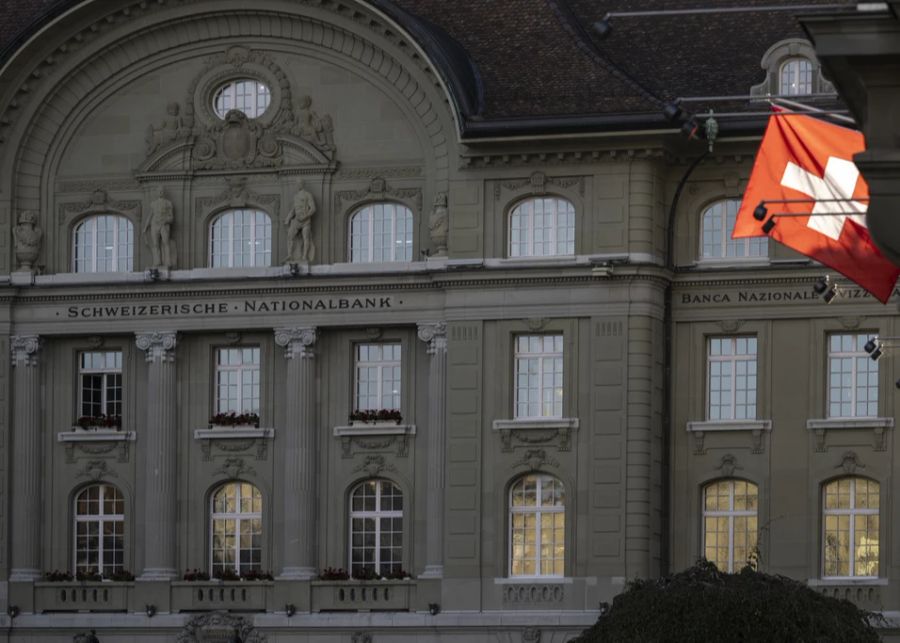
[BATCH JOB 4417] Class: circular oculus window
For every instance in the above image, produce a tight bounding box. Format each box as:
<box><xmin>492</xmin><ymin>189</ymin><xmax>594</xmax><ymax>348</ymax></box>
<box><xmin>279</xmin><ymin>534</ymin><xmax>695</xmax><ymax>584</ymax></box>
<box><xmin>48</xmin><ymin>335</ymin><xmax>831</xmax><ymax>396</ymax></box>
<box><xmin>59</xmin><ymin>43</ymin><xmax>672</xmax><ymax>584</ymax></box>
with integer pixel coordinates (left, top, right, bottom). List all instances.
<box><xmin>213</xmin><ymin>79</ymin><xmax>272</xmax><ymax>119</ymax></box>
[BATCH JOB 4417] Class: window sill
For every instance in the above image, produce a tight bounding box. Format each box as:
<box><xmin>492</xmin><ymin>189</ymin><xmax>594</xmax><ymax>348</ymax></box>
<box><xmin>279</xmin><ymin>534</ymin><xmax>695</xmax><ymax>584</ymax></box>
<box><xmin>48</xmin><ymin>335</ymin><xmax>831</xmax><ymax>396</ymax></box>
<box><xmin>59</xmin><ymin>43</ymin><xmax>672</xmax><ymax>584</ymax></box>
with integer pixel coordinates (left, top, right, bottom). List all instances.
<box><xmin>806</xmin><ymin>417</ymin><xmax>892</xmax><ymax>452</ymax></box>
<box><xmin>333</xmin><ymin>424</ymin><xmax>416</xmax><ymax>437</ymax></box>
<box><xmin>193</xmin><ymin>427</ymin><xmax>275</xmax><ymax>440</ymax></box>
<box><xmin>808</xmin><ymin>578</ymin><xmax>887</xmax><ymax>586</ymax></box>
<box><xmin>494</xmin><ymin>577</ymin><xmax>573</xmax><ymax>584</ymax></box>
<box><xmin>492</xmin><ymin>418</ymin><xmax>579</xmax><ymax>452</ymax></box>
<box><xmin>692</xmin><ymin>258</ymin><xmax>771</xmax><ymax>269</ymax></box>
<box><xmin>57</xmin><ymin>430</ymin><xmax>136</xmax><ymax>443</ymax></box>
<box><xmin>685</xmin><ymin>420</ymin><xmax>772</xmax><ymax>455</ymax></box>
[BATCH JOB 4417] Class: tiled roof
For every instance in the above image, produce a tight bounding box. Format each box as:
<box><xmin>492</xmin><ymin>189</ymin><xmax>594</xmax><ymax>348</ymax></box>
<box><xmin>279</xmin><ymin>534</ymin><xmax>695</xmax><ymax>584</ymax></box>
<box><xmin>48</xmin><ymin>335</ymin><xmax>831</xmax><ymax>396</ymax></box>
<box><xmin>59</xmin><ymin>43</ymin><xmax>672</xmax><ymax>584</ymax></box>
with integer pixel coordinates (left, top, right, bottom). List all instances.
<box><xmin>0</xmin><ymin>0</ymin><xmax>837</xmax><ymax>127</ymax></box>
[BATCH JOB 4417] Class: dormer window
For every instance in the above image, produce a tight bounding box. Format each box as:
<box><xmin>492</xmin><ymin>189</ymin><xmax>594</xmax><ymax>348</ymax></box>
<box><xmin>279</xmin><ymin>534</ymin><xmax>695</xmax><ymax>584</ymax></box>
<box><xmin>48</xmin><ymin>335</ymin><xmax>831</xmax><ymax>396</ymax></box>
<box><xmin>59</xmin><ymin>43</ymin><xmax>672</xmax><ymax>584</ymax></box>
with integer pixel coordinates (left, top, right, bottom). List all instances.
<box><xmin>780</xmin><ymin>58</ymin><xmax>813</xmax><ymax>96</ymax></box>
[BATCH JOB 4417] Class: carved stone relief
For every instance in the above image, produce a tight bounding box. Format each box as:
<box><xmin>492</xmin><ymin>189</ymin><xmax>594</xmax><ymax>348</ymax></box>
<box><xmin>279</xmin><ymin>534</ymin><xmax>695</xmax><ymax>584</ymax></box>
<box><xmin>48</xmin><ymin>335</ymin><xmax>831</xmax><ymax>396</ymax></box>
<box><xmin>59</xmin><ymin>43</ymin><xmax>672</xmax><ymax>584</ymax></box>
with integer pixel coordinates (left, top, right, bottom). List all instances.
<box><xmin>177</xmin><ymin>611</ymin><xmax>265</xmax><ymax>643</ymax></box>
<box><xmin>499</xmin><ymin>427</ymin><xmax>572</xmax><ymax>452</ymax></box>
<box><xmin>493</xmin><ymin>171</ymin><xmax>586</xmax><ymax>200</ymax></box>
<box><xmin>13</xmin><ymin>210</ymin><xmax>43</xmax><ymax>272</ymax></box>
<box><xmin>428</xmin><ymin>191</ymin><xmax>448</xmax><ymax>256</ymax></box>
<box><xmin>75</xmin><ymin>460</ymin><xmax>117</xmax><ymax>481</ymax></box>
<box><xmin>352</xmin><ymin>455</ymin><xmax>398</xmax><ymax>477</ymax></box>
<box><xmin>143</xmin><ymin>186</ymin><xmax>176</xmax><ymax>269</ymax></box>
<box><xmin>283</xmin><ymin>180</ymin><xmax>317</xmax><ymax>263</ymax></box>
<box><xmin>60</xmin><ymin>188</ymin><xmax>141</xmax><ymax>226</ymax></box>
<box><xmin>214</xmin><ymin>457</ymin><xmax>256</xmax><ymax>479</ymax></box>
<box><xmin>335</xmin><ymin>177</ymin><xmax>423</xmax><ymax>214</ymax></box>
<box><xmin>512</xmin><ymin>449</ymin><xmax>559</xmax><ymax>471</ymax></box>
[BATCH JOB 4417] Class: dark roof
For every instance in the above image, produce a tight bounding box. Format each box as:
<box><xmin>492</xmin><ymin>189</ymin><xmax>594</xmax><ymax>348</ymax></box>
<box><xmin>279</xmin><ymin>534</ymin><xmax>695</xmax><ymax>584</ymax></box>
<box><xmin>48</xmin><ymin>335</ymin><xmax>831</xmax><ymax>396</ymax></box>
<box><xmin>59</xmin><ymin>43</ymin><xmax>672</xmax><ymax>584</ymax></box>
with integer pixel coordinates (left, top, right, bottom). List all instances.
<box><xmin>0</xmin><ymin>0</ymin><xmax>842</xmax><ymax>134</ymax></box>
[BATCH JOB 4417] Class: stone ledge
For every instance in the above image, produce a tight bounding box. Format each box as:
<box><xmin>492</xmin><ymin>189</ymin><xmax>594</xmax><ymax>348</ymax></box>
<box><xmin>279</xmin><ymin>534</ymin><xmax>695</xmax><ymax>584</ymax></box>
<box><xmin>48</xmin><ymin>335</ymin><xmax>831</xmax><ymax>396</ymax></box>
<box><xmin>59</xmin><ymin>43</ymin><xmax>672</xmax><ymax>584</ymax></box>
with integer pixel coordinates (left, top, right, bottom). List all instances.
<box><xmin>685</xmin><ymin>420</ymin><xmax>772</xmax><ymax>455</ymax></box>
<box><xmin>493</xmin><ymin>577</ymin><xmax>573</xmax><ymax>585</ymax></box>
<box><xmin>806</xmin><ymin>417</ymin><xmax>892</xmax><ymax>452</ymax></box>
<box><xmin>57</xmin><ymin>430</ymin><xmax>136</xmax><ymax>443</ymax></box>
<box><xmin>492</xmin><ymin>418</ymin><xmax>579</xmax><ymax>431</ymax></box>
<box><xmin>193</xmin><ymin>427</ymin><xmax>275</xmax><ymax>440</ymax></box>
<box><xmin>333</xmin><ymin>424</ymin><xmax>416</xmax><ymax>437</ymax></box>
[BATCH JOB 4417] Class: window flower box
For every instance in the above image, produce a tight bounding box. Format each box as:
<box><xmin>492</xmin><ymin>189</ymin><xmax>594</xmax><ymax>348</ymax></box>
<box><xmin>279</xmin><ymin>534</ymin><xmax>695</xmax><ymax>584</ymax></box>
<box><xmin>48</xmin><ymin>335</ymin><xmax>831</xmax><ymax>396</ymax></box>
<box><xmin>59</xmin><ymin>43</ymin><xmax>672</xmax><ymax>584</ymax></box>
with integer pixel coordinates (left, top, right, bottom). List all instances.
<box><xmin>348</xmin><ymin>409</ymin><xmax>402</xmax><ymax>426</ymax></box>
<box><xmin>209</xmin><ymin>412</ymin><xmax>260</xmax><ymax>429</ymax></box>
<box><xmin>74</xmin><ymin>415</ymin><xmax>122</xmax><ymax>431</ymax></box>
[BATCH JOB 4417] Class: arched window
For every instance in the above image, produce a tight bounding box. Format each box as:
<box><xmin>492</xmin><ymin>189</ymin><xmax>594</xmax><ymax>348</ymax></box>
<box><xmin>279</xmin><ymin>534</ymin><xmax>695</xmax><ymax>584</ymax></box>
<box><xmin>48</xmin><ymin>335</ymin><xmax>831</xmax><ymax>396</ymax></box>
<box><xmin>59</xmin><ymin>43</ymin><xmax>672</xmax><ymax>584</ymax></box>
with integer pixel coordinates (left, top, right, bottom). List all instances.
<box><xmin>780</xmin><ymin>58</ymin><xmax>813</xmax><ymax>96</ymax></box>
<box><xmin>349</xmin><ymin>479</ymin><xmax>403</xmax><ymax>577</ymax></box>
<box><xmin>700</xmin><ymin>200</ymin><xmax>767</xmax><ymax>260</ymax></box>
<box><xmin>209</xmin><ymin>209</ymin><xmax>272</xmax><ymax>268</ymax></box>
<box><xmin>73</xmin><ymin>215</ymin><xmax>134</xmax><ymax>273</ymax></box>
<box><xmin>509</xmin><ymin>197</ymin><xmax>575</xmax><ymax>258</ymax></box>
<box><xmin>349</xmin><ymin>203</ymin><xmax>413</xmax><ymax>263</ymax></box>
<box><xmin>823</xmin><ymin>477</ymin><xmax>879</xmax><ymax>578</ymax></box>
<box><xmin>210</xmin><ymin>482</ymin><xmax>262</xmax><ymax>576</ymax></box>
<box><xmin>74</xmin><ymin>484</ymin><xmax>125</xmax><ymax>576</ymax></box>
<box><xmin>702</xmin><ymin>479</ymin><xmax>758</xmax><ymax>573</ymax></box>
<box><xmin>509</xmin><ymin>474</ymin><xmax>565</xmax><ymax>577</ymax></box>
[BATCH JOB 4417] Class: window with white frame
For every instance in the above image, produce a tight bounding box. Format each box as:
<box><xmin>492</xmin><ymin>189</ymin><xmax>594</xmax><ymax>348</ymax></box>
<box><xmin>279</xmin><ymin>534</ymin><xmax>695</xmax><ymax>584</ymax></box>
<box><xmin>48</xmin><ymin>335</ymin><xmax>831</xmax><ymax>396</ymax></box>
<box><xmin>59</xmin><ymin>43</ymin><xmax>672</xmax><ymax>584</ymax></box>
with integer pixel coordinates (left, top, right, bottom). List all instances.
<box><xmin>209</xmin><ymin>209</ymin><xmax>272</xmax><ymax>268</ymax></box>
<box><xmin>780</xmin><ymin>58</ymin><xmax>813</xmax><ymax>96</ymax></box>
<box><xmin>349</xmin><ymin>479</ymin><xmax>403</xmax><ymax>577</ymax></box>
<box><xmin>74</xmin><ymin>484</ymin><xmax>125</xmax><ymax>576</ymax></box>
<box><xmin>215</xmin><ymin>347</ymin><xmax>260</xmax><ymax>415</ymax></box>
<box><xmin>79</xmin><ymin>351</ymin><xmax>122</xmax><ymax>420</ymax></box>
<box><xmin>700</xmin><ymin>200</ymin><xmax>767</xmax><ymax>260</ymax></box>
<box><xmin>515</xmin><ymin>335</ymin><xmax>563</xmax><ymax>419</ymax></box>
<box><xmin>213</xmin><ymin>79</ymin><xmax>271</xmax><ymax>119</ymax></box>
<box><xmin>707</xmin><ymin>337</ymin><xmax>757</xmax><ymax>421</ymax></box>
<box><xmin>349</xmin><ymin>203</ymin><xmax>413</xmax><ymax>263</ymax></box>
<box><xmin>509</xmin><ymin>197</ymin><xmax>575</xmax><ymax>258</ymax></box>
<box><xmin>73</xmin><ymin>215</ymin><xmax>134</xmax><ymax>273</ymax></box>
<box><xmin>211</xmin><ymin>482</ymin><xmax>262</xmax><ymax>576</ymax></box>
<box><xmin>703</xmin><ymin>479</ymin><xmax>758</xmax><ymax>573</ymax></box>
<box><xmin>828</xmin><ymin>334</ymin><xmax>878</xmax><ymax>418</ymax></box>
<box><xmin>510</xmin><ymin>474</ymin><xmax>565</xmax><ymax>577</ymax></box>
<box><xmin>354</xmin><ymin>343</ymin><xmax>401</xmax><ymax>411</ymax></box>
<box><xmin>823</xmin><ymin>477</ymin><xmax>879</xmax><ymax>578</ymax></box>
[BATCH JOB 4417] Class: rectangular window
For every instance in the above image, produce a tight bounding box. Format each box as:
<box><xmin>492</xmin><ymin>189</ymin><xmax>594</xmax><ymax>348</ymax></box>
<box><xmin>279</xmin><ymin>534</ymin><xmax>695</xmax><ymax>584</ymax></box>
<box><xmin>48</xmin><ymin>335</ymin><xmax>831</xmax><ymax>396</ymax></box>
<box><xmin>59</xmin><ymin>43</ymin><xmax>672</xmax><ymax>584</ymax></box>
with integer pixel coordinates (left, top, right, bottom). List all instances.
<box><xmin>79</xmin><ymin>351</ymin><xmax>123</xmax><ymax>418</ymax></box>
<box><xmin>215</xmin><ymin>347</ymin><xmax>261</xmax><ymax>414</ymax></box>
<box><xmin>355</xmin><ymin>343</ymin><xmax>401</xmax><ymax>411</ymax></box>
<box><xmin>828</xmin><ymin>334</ymin><xmax>878</xmax><ymax>418</ymax></box>
<box><xmin>707</xmin><ymin>337</ymin><xmax>757</xmax><ymax>421</ymax></box>
<box><xmin>514</xmin><ymin>335</ymin><xmax>563</xmax><ymax>419</ymax></box>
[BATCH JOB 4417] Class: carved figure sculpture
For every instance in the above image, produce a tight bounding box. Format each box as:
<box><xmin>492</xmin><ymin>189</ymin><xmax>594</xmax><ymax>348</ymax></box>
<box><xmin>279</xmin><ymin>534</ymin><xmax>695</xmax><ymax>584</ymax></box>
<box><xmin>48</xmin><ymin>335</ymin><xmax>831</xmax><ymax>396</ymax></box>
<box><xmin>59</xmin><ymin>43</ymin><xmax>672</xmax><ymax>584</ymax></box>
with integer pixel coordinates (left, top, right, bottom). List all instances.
<box><xmin>146</xmin><ymin>102</ymin><xmax>187</xmax><ymax>154</ymax></box>
<box><xmin>284</xmin><ymin>180</ymin><xmax>316</xmax><ymax>263</ymax></box>
<box><xmin>429</xmin><ymin>192</ymin><xmax>449</xmax><ymax>256</ymax></box>
<box><xmin>294</xmin><ymin>95</ymin><xmax>334</xmax><ymax>150</ymax></box>
<box><xmin>13</xmin><ymin>210</ymin><xmax>43</xmax><ymax>271</ymax></box>
<box><xmin>144</xmin><ymin>186</ymin><xmax>175</xmax><ymax>268</ymax></box>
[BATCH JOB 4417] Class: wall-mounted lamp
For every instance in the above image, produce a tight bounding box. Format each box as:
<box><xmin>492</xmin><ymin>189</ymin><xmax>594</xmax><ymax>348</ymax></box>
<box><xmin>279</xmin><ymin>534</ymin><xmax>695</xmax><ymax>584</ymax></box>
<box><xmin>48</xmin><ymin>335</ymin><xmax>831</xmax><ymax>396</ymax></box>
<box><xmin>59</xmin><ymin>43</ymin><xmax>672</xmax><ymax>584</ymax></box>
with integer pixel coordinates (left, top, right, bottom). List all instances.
<box><xmin>7</xmin><ymin>605</ymin><xmax>19</xmax><ymax>619</ymax></box>
<box><xmin>813</xmin><ymin>275</ymin><xmax>838</xmax><ymax>304</ymax></box>
<box><xmin>144</xmin><ymin>604</ymin><xmax>156</xmax><ymax>617</ymax></box>
<box><xmin>865</xmin><ymin>338</ymin><xmax>883</xmax><ymax>361</ymax></box>
<box><xmin>146</xmin><ymin>267</ymin><xmax>160</xmax><ymax>282</ymax></box>
<box><xmin>73</xmin><ymin>631</ymin><xmax>100</xmax><ymax>643</ymax></box>
<box><xmin>288</xmin><ymin>262</ymin><xmax>302</xmax><ymax>278</ymax></box>
<box><xmin>428</xmin><ymin>602</ymin><xmax>440</xmax><ymax>616</ymax></box>
<box><xmin>285</xmin><ymin>603</ymin><xmax>296</xmax><ymax>617</ymax></box>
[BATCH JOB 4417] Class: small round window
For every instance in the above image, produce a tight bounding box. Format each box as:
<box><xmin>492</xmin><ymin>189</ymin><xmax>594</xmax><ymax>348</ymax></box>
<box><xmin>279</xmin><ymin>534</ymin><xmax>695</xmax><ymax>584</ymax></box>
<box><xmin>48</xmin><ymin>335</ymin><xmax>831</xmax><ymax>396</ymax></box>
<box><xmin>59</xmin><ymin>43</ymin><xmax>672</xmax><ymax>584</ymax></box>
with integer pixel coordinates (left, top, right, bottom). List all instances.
<box><xmin>213</xmin><ymin>79</ymin><xmax>271</xmax><ymax>119</ymax></box>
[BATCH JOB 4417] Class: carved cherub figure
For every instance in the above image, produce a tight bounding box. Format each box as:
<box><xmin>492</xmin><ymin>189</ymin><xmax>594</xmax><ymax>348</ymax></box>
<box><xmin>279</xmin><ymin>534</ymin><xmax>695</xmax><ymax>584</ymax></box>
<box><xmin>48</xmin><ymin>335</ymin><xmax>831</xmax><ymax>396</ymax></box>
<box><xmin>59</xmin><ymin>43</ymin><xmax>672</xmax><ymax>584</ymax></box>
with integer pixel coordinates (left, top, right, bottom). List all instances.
<box><xmin>294</xmin><ymin>95</ymin><xmax>334</xmax><ymax>150</ymax></box>
<box><xmin>428</xmin><ymin>192</ymin><xmax>449</xmax><ymax>255</ymax></box>
<box><xmin>145</xmin><ymin>102</ymin><xmax>186</xmax><ymax>154</ymax></box>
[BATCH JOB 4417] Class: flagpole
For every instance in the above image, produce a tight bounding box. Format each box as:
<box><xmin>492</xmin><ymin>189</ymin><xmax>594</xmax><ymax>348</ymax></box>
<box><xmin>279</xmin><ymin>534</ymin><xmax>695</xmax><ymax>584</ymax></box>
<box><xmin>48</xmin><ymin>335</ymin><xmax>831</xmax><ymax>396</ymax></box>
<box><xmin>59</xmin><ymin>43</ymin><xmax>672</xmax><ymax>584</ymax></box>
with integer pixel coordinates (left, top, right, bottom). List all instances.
<box><xmin>770</xmin><ymin>97</ymin><xmax>857</xmax><ymax>125</ymax></box>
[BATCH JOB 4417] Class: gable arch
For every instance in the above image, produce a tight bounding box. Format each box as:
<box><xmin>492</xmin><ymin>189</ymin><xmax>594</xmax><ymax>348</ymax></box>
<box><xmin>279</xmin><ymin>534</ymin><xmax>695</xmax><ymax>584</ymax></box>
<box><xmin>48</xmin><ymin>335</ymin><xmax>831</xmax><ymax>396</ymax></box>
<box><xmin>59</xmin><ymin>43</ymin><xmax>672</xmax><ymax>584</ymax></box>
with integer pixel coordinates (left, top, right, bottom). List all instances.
<box><xmin>0</xmin><ymin>0</ymin><xmax>460</xmax><ymax>271</ymax></box>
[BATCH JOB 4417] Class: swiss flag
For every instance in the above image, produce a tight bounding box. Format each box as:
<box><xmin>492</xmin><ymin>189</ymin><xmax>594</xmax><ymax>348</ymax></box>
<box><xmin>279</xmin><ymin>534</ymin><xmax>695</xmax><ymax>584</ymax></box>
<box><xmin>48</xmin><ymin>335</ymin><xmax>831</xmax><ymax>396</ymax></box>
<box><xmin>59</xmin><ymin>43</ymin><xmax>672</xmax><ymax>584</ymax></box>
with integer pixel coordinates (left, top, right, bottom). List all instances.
<box><xmin>732</xmin><ymin>113</ymin><xmax>900</xmax><ymax>303</ymax></box>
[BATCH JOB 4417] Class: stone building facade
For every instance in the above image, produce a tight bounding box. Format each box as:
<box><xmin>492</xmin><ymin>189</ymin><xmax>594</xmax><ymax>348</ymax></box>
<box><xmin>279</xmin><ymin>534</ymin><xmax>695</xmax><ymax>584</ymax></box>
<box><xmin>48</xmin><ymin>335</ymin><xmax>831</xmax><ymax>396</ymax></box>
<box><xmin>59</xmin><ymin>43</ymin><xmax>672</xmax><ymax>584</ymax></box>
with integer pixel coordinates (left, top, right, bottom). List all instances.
<box><xmin>0</xmin><ymin>0</ymin><xmax>897</xmax><ymax>641</ymax></box>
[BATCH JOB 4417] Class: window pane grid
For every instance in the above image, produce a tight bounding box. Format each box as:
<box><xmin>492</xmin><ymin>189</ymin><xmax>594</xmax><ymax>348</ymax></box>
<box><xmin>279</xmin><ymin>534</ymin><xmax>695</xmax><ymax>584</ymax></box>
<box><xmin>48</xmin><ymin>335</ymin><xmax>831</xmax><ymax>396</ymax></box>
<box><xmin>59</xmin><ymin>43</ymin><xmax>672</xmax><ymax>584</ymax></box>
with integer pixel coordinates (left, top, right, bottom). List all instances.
<box><xmin>211</xmin><ymin>483</ymin><xmax>263</xmax><ymax>576</ymax></box>
<box><xmin>349</xmin><ymin>203</ymin><xmax>413</xmax><ymax>263</ymax></box>
<box><xmin>349</xmin><ymin>480</ymin><xmax>403</xmax><ymax>576</ymax></box>
<box><xmin>828</xmin><ymin>334</ymin><xmax>878</xmax><ymax>418</ymax></box>
<box><xmin>702</xmin><ymin>480</ymin><xmax>758</xmax><ymax>573</ymax></box>
<box><xmin>707</xmin><ymin>337</ymin><xmax>757</xmax><ymax>421</ymax></box>
<box><xmin>823</xmin><ymin>478</ymin><xmax>879</xmax><ymax>578</ymax></box>
<box><xmin>780</xmin><ymin>58</ymin><xmax>813</xmax><ymax>96</ymax></box>
<box><xmin>510</xmin><ymin>475</ymin><xmax>565</xmax><ymax>577</ymax></box>
<box><xmin>700</xmin><ymin>200</ymin><xmax>768</xmax><ymax>260</ymax></box>
<box><xmin>215</xmin><ymin>347</ymin><xmax>261</xmax><ymax>414</ymax></box>
<box><xmin>515</xmin><ymin>335</ymin><xmax>563</xmax><ymax>419</ymax></box>
<box><xmin>210</xmin><ymin>209</ymin><xmax>272</xmax><ymax>268</ymax></box>
<box><xmin>74</xmin><ymin>484</ymin><xmax>125</xmax><ymax>576</ymax></box>
<box><xmin>354</xmin><ymin>343</ymin><xmax>401</xmax><ymax>411</ymax></box>
<box><xmin>509</xmin><ymin>198</ymin><xmax>575</xmax><ymax>258</ymax></box>
<box><xmin>79</xmin><ymin>351</ymin><xmax>123</xmax><ymax>418</ymax></box>
<box><xmin>74</xmin><ymin>215</ymin><xmax>134</xmax><ymax>273</ymax></box>
<box><xmin>214</xmin><ymin>80</ymin><xmax>271</xmax><ymax>119</ymax></box>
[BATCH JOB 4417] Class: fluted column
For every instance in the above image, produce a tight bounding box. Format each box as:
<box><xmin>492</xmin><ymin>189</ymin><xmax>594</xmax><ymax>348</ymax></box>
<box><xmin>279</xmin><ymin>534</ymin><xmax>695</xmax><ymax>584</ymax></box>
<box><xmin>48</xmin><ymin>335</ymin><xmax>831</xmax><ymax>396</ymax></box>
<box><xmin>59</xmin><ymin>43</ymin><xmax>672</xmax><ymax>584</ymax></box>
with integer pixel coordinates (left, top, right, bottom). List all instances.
<box><xmin>135</xmin><ymin>331</ymin><xmax>178</xmax><ymax>580</ymax></box>
<box><xmin>10</xmin><ymin>335</ymin><xmax>42</xmax><ymax>581</ymax></box>
<box><xmin>274</xmin><ymin>327</ymin><xmax>318</xmax><ymax>579</ymax></box>
<box><xmin>417</xmin><ymin>322</ymin><xmax>447</xmax><ymax>578</ymax></box>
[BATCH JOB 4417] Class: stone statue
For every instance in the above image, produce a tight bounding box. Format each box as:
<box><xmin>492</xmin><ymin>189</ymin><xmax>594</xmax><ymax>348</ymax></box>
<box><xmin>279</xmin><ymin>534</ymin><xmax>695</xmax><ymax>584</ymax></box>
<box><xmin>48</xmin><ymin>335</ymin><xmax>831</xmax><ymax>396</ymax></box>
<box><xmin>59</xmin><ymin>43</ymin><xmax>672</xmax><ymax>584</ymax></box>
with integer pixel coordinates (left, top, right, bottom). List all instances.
<box><xmin>428</xmin><ymin>192</ymin><xmax>449</xmax><ymax>256</ymax></box>
<box><xmin>143</xmin><ymin>186</ymin><xmax>175</xmax><ymax>268</ymax></box>
<box><xmin>146</xmin><ymin>102</ymin><xmax>186</xmax><ymax>154</ymax></box>
<box><xmin>13</xmin><ymin>210</ymin><xmax>42</xmax><ymax>272</ymax></box>
<box><xmin>294</xmin><ymin>95</ymin><xmax>334</xmax><ymax>150</ymax></box>
<box><xmin>284</xmin><ymin>180</ymin><xmax>316</xmax><ymax>263</ymax></box>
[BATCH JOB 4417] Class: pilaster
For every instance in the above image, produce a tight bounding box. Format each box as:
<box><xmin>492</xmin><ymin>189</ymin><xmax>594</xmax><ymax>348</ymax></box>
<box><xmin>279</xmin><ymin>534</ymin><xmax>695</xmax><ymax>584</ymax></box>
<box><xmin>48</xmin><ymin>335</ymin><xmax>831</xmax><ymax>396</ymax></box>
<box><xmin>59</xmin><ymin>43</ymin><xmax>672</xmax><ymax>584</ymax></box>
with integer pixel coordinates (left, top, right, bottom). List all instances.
<box><xmin>135</xmin><ymin>331</ymin><xmax>178</xmax><ymax>580</ymax></box>
<box><xmin>274</xmin><ymin>327</ymin><xmax>318</xmax><ymax>579</ymax></box>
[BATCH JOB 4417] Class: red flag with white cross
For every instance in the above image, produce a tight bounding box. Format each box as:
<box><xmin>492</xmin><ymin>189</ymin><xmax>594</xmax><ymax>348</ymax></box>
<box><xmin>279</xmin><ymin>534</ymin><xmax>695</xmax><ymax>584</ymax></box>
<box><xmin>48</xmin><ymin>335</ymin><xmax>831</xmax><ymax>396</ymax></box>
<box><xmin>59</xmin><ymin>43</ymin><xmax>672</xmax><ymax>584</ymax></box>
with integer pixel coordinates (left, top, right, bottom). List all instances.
<box><xmin>732</xmin><ymin>113</ymin><xmax>900</xmax><ymax>303</ymax></box>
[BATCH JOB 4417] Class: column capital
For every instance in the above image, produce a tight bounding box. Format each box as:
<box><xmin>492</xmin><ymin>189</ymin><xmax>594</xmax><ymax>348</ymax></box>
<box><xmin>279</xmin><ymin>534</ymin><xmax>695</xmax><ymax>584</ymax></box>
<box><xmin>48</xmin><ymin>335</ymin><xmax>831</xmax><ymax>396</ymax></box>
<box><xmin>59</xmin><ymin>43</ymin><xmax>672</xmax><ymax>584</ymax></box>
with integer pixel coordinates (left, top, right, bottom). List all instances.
<box><xmin>274</xmin><ymin>327</ymin><xmax>317</xmax><ymax>359</ymax></box>
<box><xmin>135</xmin><ymin>331</ymin><xmax>178</xmax><ymax>363</ymax></box>
<box><xmin>417</xmin><ymin>322</ymin><xmax>447</xmax><ymax>355</ymax></box>
<box><xmin>10</xmin><ymin>335</ymin><xmax>41</xmax><ymax>366</ymax></box>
